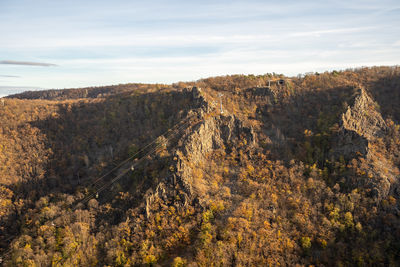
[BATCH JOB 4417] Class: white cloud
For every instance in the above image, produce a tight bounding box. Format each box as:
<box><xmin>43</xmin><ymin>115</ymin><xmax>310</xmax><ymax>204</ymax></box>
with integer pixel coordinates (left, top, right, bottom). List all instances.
<box><xmin>290</xmin><ymin>27</ymin><xmax>375</xmax><ymax>37</ymax></box>
<box><xmin>1</xmin><ymin>0</ymin><xmax>399</xmax><ymax>88</ymax></box>
<box><xmin>0</xmin><ymin>33</ymin><xmax>275</xmax><ymax>49</ymax></box>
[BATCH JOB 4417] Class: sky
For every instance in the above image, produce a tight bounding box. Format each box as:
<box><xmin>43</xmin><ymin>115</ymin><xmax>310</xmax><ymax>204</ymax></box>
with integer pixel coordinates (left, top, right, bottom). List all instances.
<box><xmin>0</xmin><ymin>0</ymin><xmax>399</xmax><ymax>95</ymax></box>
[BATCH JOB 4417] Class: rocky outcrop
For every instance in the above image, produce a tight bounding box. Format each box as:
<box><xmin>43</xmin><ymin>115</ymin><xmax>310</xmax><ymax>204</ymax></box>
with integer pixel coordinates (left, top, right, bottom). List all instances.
<box><xmin>334</xmin><ymin>129</ymin><xmax>369</xmax><ymax>160</ymax></box>
<box><xmin>144</xmin><ymin>87</ymin><xmax>256</xmax><ymax>216</ymax></box>
<box><xmin>333</xmin><ymin>88</ymin><xmax>387</xmax><ymax>160</ymax></box>
<box><xmin>333</xmin><ymin>87</ymin><xmax>397</xmax><ymax>199</ymax></box>
<box><xmin>342</xmin><ymin>88</ymin><xmax>387</xmax><ymax>140</ymax></box>
<box><xmin>174</xmin><ymin>114</ymin><xmax>255</xmax><ymax>199</ymax></box>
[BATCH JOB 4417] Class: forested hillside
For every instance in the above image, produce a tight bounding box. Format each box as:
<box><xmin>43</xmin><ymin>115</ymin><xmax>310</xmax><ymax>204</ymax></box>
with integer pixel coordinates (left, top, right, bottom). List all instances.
<box><xmin>1</xmin><ymin>66</ymin><xmax>400</xmax><ymax>266</ymax></box>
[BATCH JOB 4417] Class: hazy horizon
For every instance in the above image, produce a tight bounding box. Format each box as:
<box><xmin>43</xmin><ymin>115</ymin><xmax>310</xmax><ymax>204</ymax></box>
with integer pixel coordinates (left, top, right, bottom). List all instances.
<box><xmin>0</xmin><ymin>86</ymin><xmax>45</xmax><ymax>98</ymax></box>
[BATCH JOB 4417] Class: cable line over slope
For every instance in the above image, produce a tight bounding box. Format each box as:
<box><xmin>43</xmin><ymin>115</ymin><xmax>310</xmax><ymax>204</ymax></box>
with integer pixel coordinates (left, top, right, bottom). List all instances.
<box><xmin>0</xmin><ymin>110</ymin><xmax>204</xmax><ymax>263</ymax></box>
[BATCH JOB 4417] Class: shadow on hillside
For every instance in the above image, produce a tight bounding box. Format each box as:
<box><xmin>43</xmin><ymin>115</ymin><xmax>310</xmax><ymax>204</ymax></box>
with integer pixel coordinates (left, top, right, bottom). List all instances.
<box><xmin>1</xmin><ymin>89</ymin><xmax>199</xmax><ymax>247</ymax></box>
<box><xmin>369</xmin><ymin>75</ymin><xmax>400</xmax><ymax>123</ymax></box>
<box><xmin>32</xmin><ymin>89</ymin><xmax>199</xmax><ymax>193</ymax></box>
<box><xmin>252</xmin><ymin>82</ymin><xmax>400</xmax><ymax>265</ymax></box>
<box><xmin>256</xmin><ymin>85</ymin><xmax>356</xmax><ymax>164</ymax></box>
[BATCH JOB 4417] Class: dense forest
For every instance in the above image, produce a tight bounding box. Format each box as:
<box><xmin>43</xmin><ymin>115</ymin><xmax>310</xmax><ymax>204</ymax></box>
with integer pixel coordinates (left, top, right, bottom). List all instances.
<box><xmin>1</xmin><ymin>66</ymin><xmax>400</xmax><ymax>266</ymax></box>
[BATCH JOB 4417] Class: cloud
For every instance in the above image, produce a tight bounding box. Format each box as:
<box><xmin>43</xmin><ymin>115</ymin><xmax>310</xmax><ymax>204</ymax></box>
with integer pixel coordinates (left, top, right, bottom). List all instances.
<box><xmin>0</xmin><ymin>74</ymin><xmax>20</xmax><ymax>78</ymax></box>
<box><xmin>0</xmin><ymin>33</ymin><xmax>275</xmax><ymax>49</ymax></box>
<box><xmin>290</xmin><ymin>27</ymin><xmax>375</xmax><ymax>38</ymax></box>
<box><xmin>0</xmin><ymin>60</ymin><xmax>57</xmax><ymax>67</ymax></box>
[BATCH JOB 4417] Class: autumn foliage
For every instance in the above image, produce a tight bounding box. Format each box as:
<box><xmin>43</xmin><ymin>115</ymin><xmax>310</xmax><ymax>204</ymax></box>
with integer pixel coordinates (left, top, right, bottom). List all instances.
<box><xmin>1</xmin><ymin>66</ymin><xmax>400</xmax><ymax>266</ymax></box>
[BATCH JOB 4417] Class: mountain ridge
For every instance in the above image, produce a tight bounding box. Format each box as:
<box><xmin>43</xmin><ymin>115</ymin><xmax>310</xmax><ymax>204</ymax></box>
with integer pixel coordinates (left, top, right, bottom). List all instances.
<box><xmin>1</xmin><ymin>66</ymin><xmax>400</xmax><ymax>266</ymax></box>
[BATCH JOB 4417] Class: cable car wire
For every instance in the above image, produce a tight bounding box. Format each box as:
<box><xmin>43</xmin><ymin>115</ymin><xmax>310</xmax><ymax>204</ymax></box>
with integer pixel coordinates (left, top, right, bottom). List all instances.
<box><xmin>81</xmin><ymin>112</ymin><xmax>198</xmax><ymax>195</ymax></box>
<box><xmin>87</xmin><ymin>112</ymin><xmax>197</xmax><ymax>188</ymax></box>
<box><xmin>0</xmin><ymin>111</ymin><xmax>204</xmax><ymax>262</ymax></box>
<box><xmin>76</xmin><ymin>114</ymin><xmax>201</xmax><ymax>206</ymax></box>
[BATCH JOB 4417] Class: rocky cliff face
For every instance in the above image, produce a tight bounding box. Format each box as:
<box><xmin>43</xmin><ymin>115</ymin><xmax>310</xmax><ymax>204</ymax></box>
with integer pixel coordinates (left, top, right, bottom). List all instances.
<box><xmin>334</xmin><ymin>87</ymin><xmax>398</xmax><ymax>199</ymax></box>
<box><xmin>342</xmin><ymin>88</ymin><xmax>387</xmax><ymax>141</ymax></box>
<box><xmin>144</xmin><ymin>87</ymin><xmax>256</xmax><ymax>217</ymax></box>
<box><xmin>334</xmin><ymin>88</ymin><xmax>386</xmax><ymax>159</ymax></box>
<box><xmin>175</xmin><ymin>114</ymin><xmax>255</xmax><ymax>201</ymax></box>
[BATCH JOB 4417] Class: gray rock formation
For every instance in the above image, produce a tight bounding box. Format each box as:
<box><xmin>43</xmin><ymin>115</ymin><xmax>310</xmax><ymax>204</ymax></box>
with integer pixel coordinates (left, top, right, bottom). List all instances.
<box><xmin>175</xmin><ymin>114</ymin><xmax>255</xmax><ymax>200</ymax></box>
<box><xmin>334</xmin><ymin>88</ymin><xmax>387</xmax><ymax>160</ymax></box>
<box><xmin>342</xmin><ymin>88</ymin><xmax>387</xmax><ymax>140</ymax></box>
<box><xmin>334</xmin><ymin>87</ymin><xmax>396</xmax><ymax>199</ymax></box>
<box><xmin>144</xmin><ymin>87</ymin><xmax>255</xmax><ymax>217</ymax></box>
